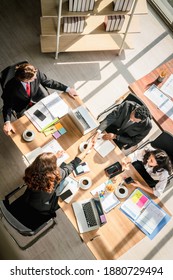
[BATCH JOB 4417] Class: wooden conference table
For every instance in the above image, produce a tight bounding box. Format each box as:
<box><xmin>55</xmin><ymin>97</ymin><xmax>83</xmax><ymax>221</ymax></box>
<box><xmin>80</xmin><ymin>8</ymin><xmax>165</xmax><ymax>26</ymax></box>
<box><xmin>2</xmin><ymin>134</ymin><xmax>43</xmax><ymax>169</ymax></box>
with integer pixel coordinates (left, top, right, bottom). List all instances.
<box><xmin>10</xmin><ymin>93</ymin><xmax>166</xmax><ymax>260</ymax></box>
<box><xmin>129</xmin><ymin>58</ymin><xmax>173</xmax><ymax>134</ymax></box>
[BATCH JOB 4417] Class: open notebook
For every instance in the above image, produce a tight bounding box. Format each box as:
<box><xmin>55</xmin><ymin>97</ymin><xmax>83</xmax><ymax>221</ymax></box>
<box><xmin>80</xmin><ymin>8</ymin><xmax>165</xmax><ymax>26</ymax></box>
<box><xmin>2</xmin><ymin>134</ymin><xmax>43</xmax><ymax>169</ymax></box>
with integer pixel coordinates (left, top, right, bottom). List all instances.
<box><xmin>94</xmin><ymin>135</ymin><xmax>115</xmax><ymax>158</ymax></box>
<box><xmin>24</xmin><ymin>139</ymin><xmax>69</xmax><ymax>166</ymax></box>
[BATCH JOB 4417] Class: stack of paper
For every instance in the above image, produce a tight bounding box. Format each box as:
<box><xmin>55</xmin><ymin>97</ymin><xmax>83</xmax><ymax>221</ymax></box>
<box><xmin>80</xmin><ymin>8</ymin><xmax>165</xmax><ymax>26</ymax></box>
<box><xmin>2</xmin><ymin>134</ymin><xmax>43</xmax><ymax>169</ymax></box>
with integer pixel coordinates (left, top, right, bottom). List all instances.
<box><xmin>144</xmin><ymin>84</ymin><xmax>173</xmax><ymax>120</ymax></box>
<box><xmin>24</xmin><ymin>139</ymin><xmax>69</xmax><ymax>166</ymax></box>
<box><xmin>25</xmin><ymin>92</ymin><xmax>69</xmax><ymax>131</ymax></box>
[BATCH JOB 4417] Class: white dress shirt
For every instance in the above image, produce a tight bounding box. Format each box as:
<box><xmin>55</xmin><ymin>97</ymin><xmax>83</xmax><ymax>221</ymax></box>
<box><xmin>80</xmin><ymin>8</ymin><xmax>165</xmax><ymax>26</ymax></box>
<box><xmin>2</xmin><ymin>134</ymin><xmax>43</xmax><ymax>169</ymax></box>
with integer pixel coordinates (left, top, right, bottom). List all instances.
<box><xmin>128</xmin><ymin>144</ymin><xmax>169</xmax><ymax>197</ymax></box>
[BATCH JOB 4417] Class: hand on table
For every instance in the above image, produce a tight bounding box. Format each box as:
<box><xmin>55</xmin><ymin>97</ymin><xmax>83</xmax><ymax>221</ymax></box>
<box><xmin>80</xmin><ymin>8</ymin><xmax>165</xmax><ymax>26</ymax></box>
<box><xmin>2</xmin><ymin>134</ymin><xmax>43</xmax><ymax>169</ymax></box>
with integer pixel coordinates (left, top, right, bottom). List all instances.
<box><xmin>56</xmin><ymin>150</ymin><xmax>64</xmax><ymax>158</ymax></box>
<box><xmin>67</xmin><ymin>88</ymin><xmax>78</xmax><ymax>99</ymax></box>
<box><xmin>102</xmin><ymin>133</ymin><xmax>116</xmax><ymax>141</ymax></box>
<box><xmin>3</xmin><ymin>122</ymin><xmax>15</xmax><ymax>136</ymax></box>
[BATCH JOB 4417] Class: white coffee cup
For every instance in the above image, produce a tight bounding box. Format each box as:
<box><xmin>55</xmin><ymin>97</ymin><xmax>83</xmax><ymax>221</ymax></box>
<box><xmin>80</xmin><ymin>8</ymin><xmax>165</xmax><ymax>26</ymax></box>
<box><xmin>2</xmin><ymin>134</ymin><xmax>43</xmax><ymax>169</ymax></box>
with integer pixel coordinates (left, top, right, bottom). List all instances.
<box><xmin>115</xmin><ymin>185</ymin><xmax>128</xmax><ymax>199</ymax></box>
<box><xmin>79</xmin><ymin>177</ymin><xmax>92</xmax><ymax>190</ymax></box>
<box><xmin>22</xmin><ymin>130</ymin><xmax>35</xmax><ymax>142</ymax></box>
<box><xmin>79</xmin><ymin>141</ymin><xmax>88</xmax><ymax>152</ymax></box>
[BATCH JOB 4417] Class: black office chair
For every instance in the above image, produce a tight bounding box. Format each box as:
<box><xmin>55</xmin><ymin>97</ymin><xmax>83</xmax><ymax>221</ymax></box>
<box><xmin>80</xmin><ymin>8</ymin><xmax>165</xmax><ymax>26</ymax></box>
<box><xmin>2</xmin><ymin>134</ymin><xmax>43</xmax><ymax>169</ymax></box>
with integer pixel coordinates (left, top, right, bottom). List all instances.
<box><xmin>0</xmin><ymin>60</ymin><xmax>29</xmax><ymax>91</ymax></box>
<box><xmin>0</xmin><ymin>61</ymin><xmax>29</xmax><ymax>118</ymax></box>
<box><xmin>138</xmin><ymin>131</ymin><xmax>173</xmax><ymax>184</ymax></box>
<box><xmin>0</xmin><ymin>61</ymin><xmax>50</xmax><ymax>119</ymax></box>
<box><xmin>0</xmin><ymin>184</ymin><xmax>57</xmax><ymax>250</ymax></box>
<box><xmin>97</xmin><ymin>92</ymin><xmax>152</xmax><ymax>121</ymax></box>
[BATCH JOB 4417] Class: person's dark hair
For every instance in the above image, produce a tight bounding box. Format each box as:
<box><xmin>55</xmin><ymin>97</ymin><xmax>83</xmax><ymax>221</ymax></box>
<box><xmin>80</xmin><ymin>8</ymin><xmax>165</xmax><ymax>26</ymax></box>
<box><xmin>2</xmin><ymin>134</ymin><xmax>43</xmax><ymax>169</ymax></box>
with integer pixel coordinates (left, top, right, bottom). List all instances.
<box><xmin>143</xmin><ymin>149</ymin><xmax>172</xmax><ymax>174</ymax></box>
<box><xmin>15</xmin><ymin>63</ymin><xmax>37</xmax><ymax>81</ymax></box>
<box><xmin>134</xmin><ymin>106</ymin><xmax>151</xmax><ymax>120</ymax></box>
<box><xmin>23</xmin><ymin>153</ymin><xmax>61</xmax><ymax>193</ymax></box>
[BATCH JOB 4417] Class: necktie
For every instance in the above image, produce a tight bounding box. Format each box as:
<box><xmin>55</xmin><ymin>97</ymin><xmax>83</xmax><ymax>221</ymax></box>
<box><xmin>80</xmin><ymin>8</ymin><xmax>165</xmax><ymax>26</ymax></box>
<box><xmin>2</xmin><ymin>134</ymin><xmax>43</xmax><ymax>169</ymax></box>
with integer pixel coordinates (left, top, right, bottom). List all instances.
<box><xmin>26</xmin><ymin>82</ymin><xmax>31</xmax><ymax>97</ymax></box>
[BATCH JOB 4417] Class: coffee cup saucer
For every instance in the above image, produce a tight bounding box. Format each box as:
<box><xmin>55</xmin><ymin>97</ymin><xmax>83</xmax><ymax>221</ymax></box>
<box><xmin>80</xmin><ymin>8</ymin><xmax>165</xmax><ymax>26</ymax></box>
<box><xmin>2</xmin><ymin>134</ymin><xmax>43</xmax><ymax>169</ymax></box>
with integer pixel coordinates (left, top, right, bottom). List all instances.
<box><xmin>22</xmin><ymin>129</ymin><xmax>35</xmax><ymax>142</ymax></box>
<box><xmin>79</xmin><ymin>142</ymin><xmax>88</xmax><ymax>152</ymax></box>
<box><xmin>115</xmin><ymin>185</ymin><xmax>128</xmax><ymax>199</ymax></box>
<box><xmin>79</xmin><ymin>177</ymin><xmax>92</xmax><ymax>190</ymax></box>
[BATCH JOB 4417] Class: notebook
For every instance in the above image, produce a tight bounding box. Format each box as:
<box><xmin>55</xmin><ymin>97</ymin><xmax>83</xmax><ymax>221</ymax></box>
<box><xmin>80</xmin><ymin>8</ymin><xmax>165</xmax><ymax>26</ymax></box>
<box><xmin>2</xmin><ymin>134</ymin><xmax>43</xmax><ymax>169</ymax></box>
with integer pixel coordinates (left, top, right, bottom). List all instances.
<box><xmin>72</xmin><ymin>197</ymin><xmax>107</xmax><ymax>233</ymax></box>
<box><xmin>94</xmin><ymin>135</ymin><xmax>115</xmax><ymax>157</ymax></box>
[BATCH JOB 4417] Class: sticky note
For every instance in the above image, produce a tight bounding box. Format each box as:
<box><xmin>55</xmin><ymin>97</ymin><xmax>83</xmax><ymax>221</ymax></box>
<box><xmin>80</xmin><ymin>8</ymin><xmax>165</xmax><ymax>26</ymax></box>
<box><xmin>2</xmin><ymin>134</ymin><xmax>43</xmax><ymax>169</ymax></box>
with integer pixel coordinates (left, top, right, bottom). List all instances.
<box><xmin>59</xmin><ymin>127</ymin><xmax>67</xmax><ymax>135</ymax></box>
<box><xmin>53</xmin><ymin>131</ymin><xmax>61</xmax><ymax>139</ymax></box>
<box><xmin>55</xmin><ymin>122</ymin><xmax>63</xmax><ymax>130</ymax></box>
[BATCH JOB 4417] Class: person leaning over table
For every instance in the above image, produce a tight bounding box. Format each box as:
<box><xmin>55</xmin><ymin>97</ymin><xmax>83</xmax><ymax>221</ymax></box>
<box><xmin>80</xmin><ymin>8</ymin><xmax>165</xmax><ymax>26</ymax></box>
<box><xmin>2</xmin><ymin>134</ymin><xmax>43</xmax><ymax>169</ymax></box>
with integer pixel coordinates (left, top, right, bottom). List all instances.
<box><xmin>92</xmin><ymin>101</ymin><xmax>152</xmax><ymax>150</ymax></box>
<box><xmin>122</xmin><ymin>144</ymin><xmax>172</xmax><ymax>197</ymax></box>
<box><xmin>22</xmin><ymin>140</ymin><xmax>94</xmax><ymax>215</ymax></box>
<box><xmin>2</xmin><ymin>63</ymin><xmax>78</xmax><ymax>136</ymax></box>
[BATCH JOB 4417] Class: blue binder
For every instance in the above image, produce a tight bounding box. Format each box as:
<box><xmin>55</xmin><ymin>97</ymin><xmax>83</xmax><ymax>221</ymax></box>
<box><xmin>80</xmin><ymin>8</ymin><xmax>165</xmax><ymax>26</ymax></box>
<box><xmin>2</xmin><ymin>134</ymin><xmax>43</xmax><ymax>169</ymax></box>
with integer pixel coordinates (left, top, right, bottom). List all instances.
<box><xmin>120</xmin><ymin>188</ymin><xmax>171</xmax><ymax>240</ymax></box>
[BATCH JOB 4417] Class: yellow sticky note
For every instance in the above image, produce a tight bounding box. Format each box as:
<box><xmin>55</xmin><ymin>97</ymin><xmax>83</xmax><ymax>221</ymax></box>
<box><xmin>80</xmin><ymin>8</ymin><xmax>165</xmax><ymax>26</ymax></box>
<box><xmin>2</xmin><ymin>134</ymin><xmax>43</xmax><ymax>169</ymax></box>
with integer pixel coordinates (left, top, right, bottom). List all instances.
<box><xmin>131</xmin><ymin>190</ymin><xmax>142</xmax><ymax>203</ymax></box>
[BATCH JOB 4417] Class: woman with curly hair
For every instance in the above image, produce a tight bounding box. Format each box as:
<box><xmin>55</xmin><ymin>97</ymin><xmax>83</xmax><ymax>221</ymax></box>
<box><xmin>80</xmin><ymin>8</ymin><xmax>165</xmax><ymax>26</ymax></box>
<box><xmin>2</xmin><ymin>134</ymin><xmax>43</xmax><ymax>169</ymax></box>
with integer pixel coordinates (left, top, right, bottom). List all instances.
<box><xmin>122</xmin><ymin>145</ymin><xmax>172</xmax><ymax>197</ymax></box>
<box><xmin>23</xmin><ymin>141</ymin><xmax>93</xmax><ymax>215</ymax></box>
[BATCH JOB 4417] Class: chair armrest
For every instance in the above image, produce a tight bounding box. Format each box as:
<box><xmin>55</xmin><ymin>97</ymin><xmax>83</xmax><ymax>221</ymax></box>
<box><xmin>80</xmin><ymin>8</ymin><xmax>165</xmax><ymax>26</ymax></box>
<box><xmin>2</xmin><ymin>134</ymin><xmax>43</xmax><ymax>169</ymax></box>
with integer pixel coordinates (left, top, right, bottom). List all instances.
<box><xmin>5</xmin><ymin>184</ymin><xmax>26</xmax><ymax>200</ymax></box>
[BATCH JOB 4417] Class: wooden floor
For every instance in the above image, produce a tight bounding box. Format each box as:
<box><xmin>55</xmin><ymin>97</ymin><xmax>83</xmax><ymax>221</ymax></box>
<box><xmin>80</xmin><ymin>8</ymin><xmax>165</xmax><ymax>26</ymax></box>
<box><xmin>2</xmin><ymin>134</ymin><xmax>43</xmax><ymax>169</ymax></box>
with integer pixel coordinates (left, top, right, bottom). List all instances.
<box><xmin>0</xmin><ymin>0</ymin><xmax>173</xmax><ymax>260</ymax></box>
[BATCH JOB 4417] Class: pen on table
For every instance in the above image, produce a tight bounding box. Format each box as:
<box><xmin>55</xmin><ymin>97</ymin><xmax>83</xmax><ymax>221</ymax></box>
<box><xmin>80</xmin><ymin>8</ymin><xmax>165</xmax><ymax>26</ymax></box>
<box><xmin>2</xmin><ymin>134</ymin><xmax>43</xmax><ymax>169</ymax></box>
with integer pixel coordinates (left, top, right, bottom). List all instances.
<box><xmin>90</xmin><ymin>234</ymin><xmax>100</xmax><ymax>241</ymax></box>
<box><xmin>44</xmin><ymin>127</ymin><xmax>55</xmax><ymax>132</ymax></box>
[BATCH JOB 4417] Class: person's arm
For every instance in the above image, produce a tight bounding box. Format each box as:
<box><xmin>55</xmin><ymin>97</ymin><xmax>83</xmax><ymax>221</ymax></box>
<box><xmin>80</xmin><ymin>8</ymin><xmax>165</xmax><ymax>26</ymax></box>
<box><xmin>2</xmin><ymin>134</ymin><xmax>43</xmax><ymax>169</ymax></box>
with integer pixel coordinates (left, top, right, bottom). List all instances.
<box><xmin>39</xmin><ymin>71</ymin><xmax>78</xmax><ymax>99</ymax></box>
<box><xmin>2</xmin><ymin>85</ymin><xmax>16</xmax><ymax>135</ymax></box>
<box><xmin>59</xmin><ymin>140</ymin><xmax>94</xmax><ymax>180</ymax></box>
<box><xmin>97</xmin><ymin>104</ymin><xmax>121</xmax><ymax>132</ymax></box>
<box><xmin>130</xmin><ymin>180</ymin><xmax>154</xmax><ymax>196</ymax></box>
<box><xmin>152</xmin><ymin>170</ymin><xmax>168</xmax><ymax>197</ymax></box>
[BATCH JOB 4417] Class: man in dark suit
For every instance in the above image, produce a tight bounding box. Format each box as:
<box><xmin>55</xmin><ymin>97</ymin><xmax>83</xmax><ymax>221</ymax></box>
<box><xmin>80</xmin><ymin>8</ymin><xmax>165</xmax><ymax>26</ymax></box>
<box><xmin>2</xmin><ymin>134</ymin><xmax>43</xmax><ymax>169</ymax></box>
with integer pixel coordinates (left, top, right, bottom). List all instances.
<box><xmin>2</xmin><ymin>63</ymin><xmax>78</xmax><ymax>135</ymax></box>
<box><xmin>94</xmin><ymin>101</ymin><xmax>152</xmax><ymax>150</ymax></box>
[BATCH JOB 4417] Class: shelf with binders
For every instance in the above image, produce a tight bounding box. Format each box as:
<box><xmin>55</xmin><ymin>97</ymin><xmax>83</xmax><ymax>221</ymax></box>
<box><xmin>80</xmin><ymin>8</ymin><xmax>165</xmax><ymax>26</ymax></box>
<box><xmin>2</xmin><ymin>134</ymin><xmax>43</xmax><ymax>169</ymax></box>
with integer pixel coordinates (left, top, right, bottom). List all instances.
<box><xmin>40</xmin><ymin>15</ymin><xmax>141</xmax><ymax>36</ymax></box>
<box><xmin>40</xmin><ymin>0</ymin><xmax>148</xmax><ymax>55</ymax></box>
<box><xmin>40</xmin><ymin>0</ymin><xmax>148</xmax><ymax>17</ymax></box>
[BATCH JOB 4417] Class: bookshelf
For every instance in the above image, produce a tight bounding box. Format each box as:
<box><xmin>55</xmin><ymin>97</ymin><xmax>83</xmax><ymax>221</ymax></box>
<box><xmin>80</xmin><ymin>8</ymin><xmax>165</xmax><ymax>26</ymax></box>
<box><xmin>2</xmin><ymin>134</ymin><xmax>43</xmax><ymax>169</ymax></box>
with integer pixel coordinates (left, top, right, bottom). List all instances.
<box><xmin>40</xmin><ymin>0</ymin><xmax>148</xmax><ymax>58</ymax></box>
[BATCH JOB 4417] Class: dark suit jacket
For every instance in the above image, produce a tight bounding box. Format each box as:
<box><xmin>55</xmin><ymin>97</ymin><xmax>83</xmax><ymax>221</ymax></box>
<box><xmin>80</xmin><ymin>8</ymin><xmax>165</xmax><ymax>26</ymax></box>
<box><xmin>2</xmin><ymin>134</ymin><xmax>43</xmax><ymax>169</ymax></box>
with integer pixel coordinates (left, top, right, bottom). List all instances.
<box><xmin>2</xmin><ymin>69</ymin><xmax>68</xmax><ymax>122</ymax></box>
<box><xmin>98</xmin><ymin>101</ymin><xmax>152</xmax><ymax>149</ymax></box>
<box><xmin>22</xmin><ymin>157</ymin><xmax>81</xmax><ymax>215</ymax></box>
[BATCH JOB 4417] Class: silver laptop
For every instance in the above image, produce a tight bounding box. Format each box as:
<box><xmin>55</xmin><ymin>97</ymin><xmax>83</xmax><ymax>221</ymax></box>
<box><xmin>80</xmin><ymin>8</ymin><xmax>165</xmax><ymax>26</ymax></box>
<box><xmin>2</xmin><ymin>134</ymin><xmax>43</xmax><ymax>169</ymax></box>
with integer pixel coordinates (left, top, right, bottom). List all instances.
<box><xmin>72</xmin><ymin>197</ymin><xmax>107</xmax><ymax>233</ymax></box>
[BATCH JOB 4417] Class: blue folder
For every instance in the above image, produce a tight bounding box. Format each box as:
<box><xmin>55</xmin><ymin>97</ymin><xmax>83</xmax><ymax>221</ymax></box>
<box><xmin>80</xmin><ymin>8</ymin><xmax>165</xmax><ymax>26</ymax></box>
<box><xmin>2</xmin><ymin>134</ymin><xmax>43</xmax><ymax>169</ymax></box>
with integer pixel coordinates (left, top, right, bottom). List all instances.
<box><xmin>120</xmin><ymin>188</ymin><xmax>171</xmax><ymax>240</ymax></box>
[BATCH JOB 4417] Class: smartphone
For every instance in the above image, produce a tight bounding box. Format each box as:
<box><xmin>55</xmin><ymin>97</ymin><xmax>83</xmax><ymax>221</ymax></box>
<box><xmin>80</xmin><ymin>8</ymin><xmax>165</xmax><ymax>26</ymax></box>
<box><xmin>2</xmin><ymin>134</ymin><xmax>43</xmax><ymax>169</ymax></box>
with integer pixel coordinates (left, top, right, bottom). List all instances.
<box><xmin>124</xmin><ymin>177</ymin><xmax>134</xmax><ymax>184</ymax></box>
<box><xmin>33</xmin><ymin>109</ymin><xmax>46</xmax><ymax>121</ymax></box>
<box><xmin>60</xmin><ymin>189</ymin><xmax>72</xmax><ymax>201</ymax></box>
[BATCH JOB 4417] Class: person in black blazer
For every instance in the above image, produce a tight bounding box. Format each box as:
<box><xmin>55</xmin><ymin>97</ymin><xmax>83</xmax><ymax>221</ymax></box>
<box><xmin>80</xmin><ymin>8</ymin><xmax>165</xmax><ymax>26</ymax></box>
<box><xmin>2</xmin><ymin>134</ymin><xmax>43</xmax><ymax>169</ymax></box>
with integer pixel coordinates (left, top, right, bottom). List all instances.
<box><xmin>22</xmin><ymin>141</ymin><xmax>93</xmax><ymax>215</ymax></box>
<box><xmin>94</xmin><ymin>101</ymin><xmax>152</xmax><ymax>150</ymax></box>
<box><xmin>2</xmin><ymin>63</ymin><xmax>78</xmax><ymax>135</ymax></box>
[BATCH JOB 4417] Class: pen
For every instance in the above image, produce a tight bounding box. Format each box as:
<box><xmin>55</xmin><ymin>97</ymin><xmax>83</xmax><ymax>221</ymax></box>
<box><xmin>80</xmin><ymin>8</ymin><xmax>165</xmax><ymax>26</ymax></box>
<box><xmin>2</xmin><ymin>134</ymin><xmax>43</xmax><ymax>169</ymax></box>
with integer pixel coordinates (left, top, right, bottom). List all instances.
<box><xmin>90</xmin><ymin>235</ymin><xmax>100</xmax><ymax>241</ymax></box>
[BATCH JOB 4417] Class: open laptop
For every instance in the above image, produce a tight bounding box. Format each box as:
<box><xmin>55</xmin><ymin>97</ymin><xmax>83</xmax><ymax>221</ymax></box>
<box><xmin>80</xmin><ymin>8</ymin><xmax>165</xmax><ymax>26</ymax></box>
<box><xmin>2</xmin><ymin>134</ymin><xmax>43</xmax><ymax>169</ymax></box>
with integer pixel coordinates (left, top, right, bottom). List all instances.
<box><xmin>72</xmin><ymin>197</ymin><xmax>107</xmax><ymax>233</ymax></box>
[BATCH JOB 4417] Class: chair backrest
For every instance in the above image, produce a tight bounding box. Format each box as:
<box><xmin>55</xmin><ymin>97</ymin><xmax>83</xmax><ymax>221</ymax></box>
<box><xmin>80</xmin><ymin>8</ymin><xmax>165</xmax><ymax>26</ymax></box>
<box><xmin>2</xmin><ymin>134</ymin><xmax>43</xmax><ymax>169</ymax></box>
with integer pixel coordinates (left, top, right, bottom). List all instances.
<box><xmin>122</xmin><ymin>93</ymin><xmax>152</xmax><ymax>119</ymax></box>
<box><xmin>97</xmin><ymin>92</ymin><xmax>152</xmax><ymax>120</ymax></box>
<box><xmin>0</xmin><ymin>194</ymin><xmax>54</xmax><ymax>235</ymax></box>
<box><xmin>151</xmin><ymin>131</ymin><xmax>173</xmax><ymax>163</ymax></box>
<box><xmin>0</xmin><ymin>60</ymin><xmax>28</xmax><ymax>91</ymax></box>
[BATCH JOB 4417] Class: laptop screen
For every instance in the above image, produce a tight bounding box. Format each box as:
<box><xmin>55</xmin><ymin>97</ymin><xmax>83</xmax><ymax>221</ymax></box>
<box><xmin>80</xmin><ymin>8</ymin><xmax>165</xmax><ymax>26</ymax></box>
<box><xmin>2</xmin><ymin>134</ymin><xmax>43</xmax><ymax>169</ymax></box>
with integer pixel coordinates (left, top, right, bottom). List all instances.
<box><xmin>93</xmin><ymin>198</ymin><xmax>107</xmax><ymax>225</ymax></box>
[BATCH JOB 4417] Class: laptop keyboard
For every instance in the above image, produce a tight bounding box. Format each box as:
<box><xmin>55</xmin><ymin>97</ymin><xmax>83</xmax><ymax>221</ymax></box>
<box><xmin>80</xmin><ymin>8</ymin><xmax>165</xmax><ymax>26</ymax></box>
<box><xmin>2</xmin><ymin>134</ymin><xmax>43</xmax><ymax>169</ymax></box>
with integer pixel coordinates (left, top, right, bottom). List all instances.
<box><xmin>82</xmin><ymin>201</ymin><xmax>97</xmax><ymax>227</ymax></box>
